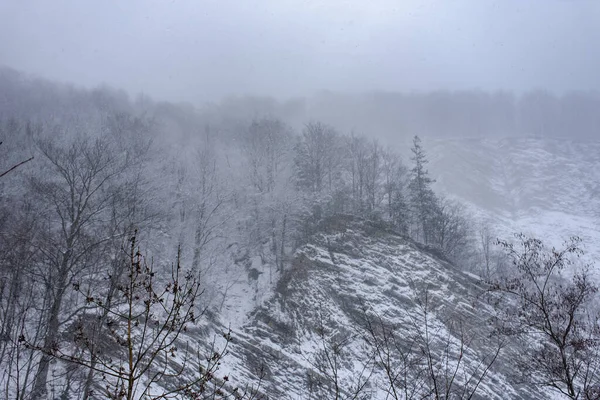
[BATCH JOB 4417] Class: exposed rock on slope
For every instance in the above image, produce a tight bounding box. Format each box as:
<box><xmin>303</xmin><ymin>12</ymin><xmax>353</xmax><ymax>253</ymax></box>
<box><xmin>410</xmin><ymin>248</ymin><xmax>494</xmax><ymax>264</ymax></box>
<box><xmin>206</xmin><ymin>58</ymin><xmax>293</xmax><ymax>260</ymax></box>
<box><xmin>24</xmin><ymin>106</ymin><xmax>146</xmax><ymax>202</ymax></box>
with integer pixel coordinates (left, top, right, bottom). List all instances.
<box><xmin>226</xmin><ymin>216</ymin><xmax>547</xmax><ymax>399</ymax></box>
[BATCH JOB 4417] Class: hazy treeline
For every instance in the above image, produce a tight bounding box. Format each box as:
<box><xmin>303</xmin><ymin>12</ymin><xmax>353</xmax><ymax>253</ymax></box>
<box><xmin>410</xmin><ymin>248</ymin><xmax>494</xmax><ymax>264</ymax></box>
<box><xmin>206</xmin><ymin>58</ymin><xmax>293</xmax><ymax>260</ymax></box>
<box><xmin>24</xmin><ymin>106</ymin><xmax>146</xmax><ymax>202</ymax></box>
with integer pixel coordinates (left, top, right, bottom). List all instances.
<box><xmin>0</xmin><ymin>65</ymin><xmax>478</xmax><ymax>399</ymax></box>
<box><xmin>309</xmin><ymin>90</ymin><xmax>600</xmax><ymax>140</ymax></box>
<box><xmin>1</xmin><ymin>67</ymin><xmax>598</xmax><ymax>399</ymax></box>
<box><xmin>3</xmin><ymin>66</ymin><xmax>600</xmax><ymax>143</ymax></box>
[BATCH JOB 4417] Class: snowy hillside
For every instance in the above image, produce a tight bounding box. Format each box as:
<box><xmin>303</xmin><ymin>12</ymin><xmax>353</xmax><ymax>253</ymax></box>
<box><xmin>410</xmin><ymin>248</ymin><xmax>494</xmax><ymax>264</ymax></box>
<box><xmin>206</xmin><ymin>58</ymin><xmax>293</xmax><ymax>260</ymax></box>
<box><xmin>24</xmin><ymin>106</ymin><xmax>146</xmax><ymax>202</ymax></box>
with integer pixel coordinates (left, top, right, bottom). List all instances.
<box><xmin>2</xmin><ymin>65</ymin><xmax>598</xmax><ymax>398</ymax></box>
<box><xmin>222</xmin><ymin>216</ymin><xmax>550</xmax><ymax>399</ymax></box>
<box><xmin>427</xmin><ymin>137</ymin><xmax>600</xmax><ymax>275</ymax></box>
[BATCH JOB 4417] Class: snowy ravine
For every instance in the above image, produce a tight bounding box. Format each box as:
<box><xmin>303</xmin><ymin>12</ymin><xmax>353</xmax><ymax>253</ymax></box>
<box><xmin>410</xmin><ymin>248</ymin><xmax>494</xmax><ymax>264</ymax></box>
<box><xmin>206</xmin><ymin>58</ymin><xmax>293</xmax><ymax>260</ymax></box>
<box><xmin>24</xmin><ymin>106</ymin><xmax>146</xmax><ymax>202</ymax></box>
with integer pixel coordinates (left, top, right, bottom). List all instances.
<box><xmin>220</xmin><ymin>216</ymin><xmax>549</xmax><ymax>399</ymax></box>
<box><xmin>428</xmin><ymin>136</ymin><xmax>600</xmax><ymax>279</ymax></box>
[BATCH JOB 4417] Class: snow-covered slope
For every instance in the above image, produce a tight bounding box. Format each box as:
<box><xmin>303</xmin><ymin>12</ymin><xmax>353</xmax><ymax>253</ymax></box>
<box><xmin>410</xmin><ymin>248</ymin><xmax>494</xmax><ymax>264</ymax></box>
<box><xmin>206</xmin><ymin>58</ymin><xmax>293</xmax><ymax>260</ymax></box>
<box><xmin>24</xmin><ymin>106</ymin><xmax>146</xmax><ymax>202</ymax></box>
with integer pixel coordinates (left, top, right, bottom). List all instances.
<box><xmin>223</xmin><ymin>216</ymin><xmax>548</xmax><ymax>399</ymax></box>
<box><xmin>428</xmin><ymin>137</ymin><xmax>600</xmax><ymax>275</ymax></box>
<box><xmin>429</xmin><ymin>137</ymin><xmax>600</xmax><ymax>216</ymax></box>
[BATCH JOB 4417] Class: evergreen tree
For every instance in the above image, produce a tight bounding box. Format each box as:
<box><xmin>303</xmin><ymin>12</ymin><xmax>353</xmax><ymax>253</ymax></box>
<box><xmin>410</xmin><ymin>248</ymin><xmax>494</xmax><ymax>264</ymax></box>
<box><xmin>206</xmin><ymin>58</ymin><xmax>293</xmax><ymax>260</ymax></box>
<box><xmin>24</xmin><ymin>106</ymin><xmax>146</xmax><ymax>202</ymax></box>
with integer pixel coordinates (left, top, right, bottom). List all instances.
<box><xmin>408</xmin><ymin>136</ymin><xmax>437</xmax><ymax>244</ymax></box>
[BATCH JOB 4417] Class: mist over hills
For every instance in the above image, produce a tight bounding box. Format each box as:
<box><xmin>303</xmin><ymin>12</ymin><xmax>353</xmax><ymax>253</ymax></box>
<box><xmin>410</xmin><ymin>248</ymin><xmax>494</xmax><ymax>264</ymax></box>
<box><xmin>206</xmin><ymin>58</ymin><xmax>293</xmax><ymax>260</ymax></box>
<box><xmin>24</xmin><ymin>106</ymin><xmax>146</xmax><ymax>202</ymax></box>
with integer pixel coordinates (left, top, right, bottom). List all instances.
<box><xmin>426</xmin><ymin>136</ymin><xmax>600</xmax><ymax>279</ymax></box>
<box><xmin>1</xmin><ymin>67</ymin><xmax>599</xmax><ymax>399</ymax></box>
<box><xmin>3</xmin><ymin>66</ymin><xmax>600</xmax><ymax>141</ymax></box>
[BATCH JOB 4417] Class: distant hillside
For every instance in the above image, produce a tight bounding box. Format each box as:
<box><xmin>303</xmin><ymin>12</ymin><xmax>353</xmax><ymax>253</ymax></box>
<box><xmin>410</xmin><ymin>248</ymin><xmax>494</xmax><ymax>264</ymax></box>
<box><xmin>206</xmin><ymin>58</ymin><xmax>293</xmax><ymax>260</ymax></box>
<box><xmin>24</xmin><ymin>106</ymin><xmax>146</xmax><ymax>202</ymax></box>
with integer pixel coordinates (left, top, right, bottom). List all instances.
<box><xmin>428</xmin><ymin>136</ymin><xmax>600</xmax><ymax>278</ymax></box>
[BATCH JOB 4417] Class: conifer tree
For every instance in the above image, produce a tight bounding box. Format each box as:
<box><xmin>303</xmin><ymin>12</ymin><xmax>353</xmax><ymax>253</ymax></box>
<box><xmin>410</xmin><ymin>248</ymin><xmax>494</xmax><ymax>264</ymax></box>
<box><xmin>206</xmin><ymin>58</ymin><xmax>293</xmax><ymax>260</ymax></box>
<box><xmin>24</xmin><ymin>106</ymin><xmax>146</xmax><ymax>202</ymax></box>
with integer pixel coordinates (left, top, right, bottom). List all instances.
<box><xmin>408</xmin><ymin>136</ymin><xmax>437</xmax><ymax>244</ymax></box>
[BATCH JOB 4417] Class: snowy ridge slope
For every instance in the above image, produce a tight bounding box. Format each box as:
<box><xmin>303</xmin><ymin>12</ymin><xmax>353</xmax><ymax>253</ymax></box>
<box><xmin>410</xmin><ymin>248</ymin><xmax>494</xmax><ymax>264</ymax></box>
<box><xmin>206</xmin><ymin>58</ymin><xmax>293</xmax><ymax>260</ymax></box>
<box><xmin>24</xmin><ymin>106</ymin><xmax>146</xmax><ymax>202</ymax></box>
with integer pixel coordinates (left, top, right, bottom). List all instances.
<box><xmin>428</xmin><ymin>137</ymin><xmax>600</xmax><ymax>277</ymax></box>
<box><xmin>224</xmin><ymin>216</ymin><xmax>548</xmax><ymax>399</ymax></box>
<box><xmin>429</xmin><ymin>137</ymin><xmax>600</xmax><ymax>217</ymax></box>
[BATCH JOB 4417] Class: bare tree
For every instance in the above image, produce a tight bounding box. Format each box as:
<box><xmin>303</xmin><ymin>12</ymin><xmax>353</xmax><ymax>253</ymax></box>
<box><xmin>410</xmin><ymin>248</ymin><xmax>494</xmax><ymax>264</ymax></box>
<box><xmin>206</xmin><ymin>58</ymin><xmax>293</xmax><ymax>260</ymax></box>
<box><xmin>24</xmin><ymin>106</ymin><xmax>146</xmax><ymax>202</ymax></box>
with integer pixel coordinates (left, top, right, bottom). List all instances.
<box><xmin>477</xmin><ymin>224</ymin><xmax>494</xmax><ymax>279</ymax></box>
<box><xmin>381</xmin><ymin>150</ymin><xmax>408</xmax><ymax>228</ymax></box>
<box><xmin>27</xmin><ymin>133</ymin><xmax>144</xmax><ymax>399</ymax></box>
<box><xmin>346</xmin><ymin>134</ymin><xmax>370</xmax><ymax>213</ymax></box>
<box><xmin>363</xmin><ymin>139</ymin><xmax>382</xmax><ymax>214</ymax></box>
<box><xmin>243</xmin><ymin>117</ymin><xmax>291</xmax><ymax>194</ymax></box>
<box><xmin>488</xmin><ymin>234</ymin><xmax>600</xmax><ymax>399</ymax></box>
<box><xmin>474</xmin><ymin>223</ymin><xmax>507</xmax><ymax>279</ymax></box>
<box><xmin>190</xmin><ymin>145</ymin><xmax>226</xmax><ymax>274</ymax></box>
<box><xmin>0</xmin><ymin>144</ymin><xmax>33</xmax><ymax>178</ymax></box>
<box><xmin>295</xmin><ymin>122</ymin><xmax>341</xmax><ymax>194</ymax></box>
<box><xmin>23</xmin><ymin>234</ymin><xmax>251</xmax><ymax>400</ymax></box>
<box><xmin>306</xmin><ymin>309</ymin><xmax>374</xmax><ymax>400</ymax></box>
<box><xmin>359</xmin><ymin>293</ymin><xmax>501</xmax><ymax>400</ymax></box>
<box><xmin>0</xmin><ymin>198</ymin><xmax>40</xmax><ymax>399</ymax></box>
<box><xmin>0</xmin><ymin>118</ymin><xmax>36</xmax><ymax>178</ymax></box>
<box><xmin>359</xmin><ymin>308</ymin><xmax>428</xmax><ymax>400</ymax></box>
<box><xmin>412</xmin><ymin>291</ymin><xmax>501</xmax><ymax>400</ymax></box>
<box><xmin>430</xmin><ymin>197</ymin><xmax>471</xmax><ymax>261</ymax></box>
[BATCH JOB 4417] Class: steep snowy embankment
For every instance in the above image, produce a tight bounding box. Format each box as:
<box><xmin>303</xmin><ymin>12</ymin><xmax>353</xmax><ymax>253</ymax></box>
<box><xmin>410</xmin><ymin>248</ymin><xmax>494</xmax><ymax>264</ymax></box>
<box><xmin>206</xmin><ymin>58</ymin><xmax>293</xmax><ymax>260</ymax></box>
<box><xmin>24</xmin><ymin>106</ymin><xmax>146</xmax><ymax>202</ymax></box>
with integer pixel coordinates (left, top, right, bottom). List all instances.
<box><xmin>224</xmin><ymin>216</ymin><xmax>548</xmax><ymax>399</ymax></box>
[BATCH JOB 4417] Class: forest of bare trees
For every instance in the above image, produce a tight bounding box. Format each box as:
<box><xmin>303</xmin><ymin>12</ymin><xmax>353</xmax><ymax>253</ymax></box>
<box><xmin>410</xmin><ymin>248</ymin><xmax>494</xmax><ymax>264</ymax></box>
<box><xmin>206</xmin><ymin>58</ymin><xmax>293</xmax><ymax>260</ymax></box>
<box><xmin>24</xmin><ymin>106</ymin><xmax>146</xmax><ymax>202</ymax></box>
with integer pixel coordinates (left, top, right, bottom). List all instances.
<box><xmin>1</xmin><ymin>68</ymin><xmax>599</xmax><ymax>399</ymax></box>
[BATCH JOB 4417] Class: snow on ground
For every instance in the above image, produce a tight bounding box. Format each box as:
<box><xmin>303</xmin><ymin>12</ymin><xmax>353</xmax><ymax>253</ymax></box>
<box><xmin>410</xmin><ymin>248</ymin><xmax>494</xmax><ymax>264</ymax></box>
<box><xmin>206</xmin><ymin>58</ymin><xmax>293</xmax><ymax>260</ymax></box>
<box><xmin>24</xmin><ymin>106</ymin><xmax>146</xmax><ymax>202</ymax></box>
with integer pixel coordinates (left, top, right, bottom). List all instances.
<box><xmin>222</xmin><ymin>217</ymin><xmax>549</xmax><ymax>399</ymax></box>
<box><xmin>186</xmin><ymin>136</ymin><xmax>599</xmax><ymax>399</ymax></box>
<box><xmin>429</xmin><ymin>136</ymin><xmax>600</xmax><ymax>280</ymax></box>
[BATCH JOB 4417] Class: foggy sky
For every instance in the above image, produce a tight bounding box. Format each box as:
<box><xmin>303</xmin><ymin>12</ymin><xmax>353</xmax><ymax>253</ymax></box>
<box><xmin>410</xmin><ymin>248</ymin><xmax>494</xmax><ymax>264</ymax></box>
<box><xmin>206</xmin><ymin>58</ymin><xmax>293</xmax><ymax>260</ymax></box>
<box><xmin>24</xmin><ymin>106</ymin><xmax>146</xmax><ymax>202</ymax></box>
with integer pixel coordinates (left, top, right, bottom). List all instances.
<box><xmin>1</xmin><ymin>0</ymin><xmax>599</xmax><ymax>104</ymax></box>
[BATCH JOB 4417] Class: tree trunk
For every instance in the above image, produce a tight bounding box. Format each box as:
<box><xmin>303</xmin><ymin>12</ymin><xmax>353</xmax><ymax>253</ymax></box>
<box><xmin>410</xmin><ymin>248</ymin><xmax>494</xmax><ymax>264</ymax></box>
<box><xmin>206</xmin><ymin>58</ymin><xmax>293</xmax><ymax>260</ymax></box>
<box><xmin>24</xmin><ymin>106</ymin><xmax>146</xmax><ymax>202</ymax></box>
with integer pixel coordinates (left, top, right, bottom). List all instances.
<box><xmin>279</xmin><ymin>214</ymin><xmax>287</xmax><ymax>272</ymax></box>
<box><xmin>30</xmin><ymin>258</ymin><xmax>69</xmax><ymax>400</ymax></box>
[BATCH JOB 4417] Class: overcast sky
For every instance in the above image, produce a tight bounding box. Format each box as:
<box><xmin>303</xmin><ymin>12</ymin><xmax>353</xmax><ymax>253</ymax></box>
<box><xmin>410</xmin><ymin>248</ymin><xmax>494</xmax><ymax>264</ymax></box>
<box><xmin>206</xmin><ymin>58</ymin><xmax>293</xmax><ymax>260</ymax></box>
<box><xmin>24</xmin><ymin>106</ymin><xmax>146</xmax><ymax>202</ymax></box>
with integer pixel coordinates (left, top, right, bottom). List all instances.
<box><xmin>1</xmin><ymin>0</ymin><xmax>599</xmax><ymax>104</ymax></box>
